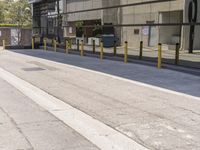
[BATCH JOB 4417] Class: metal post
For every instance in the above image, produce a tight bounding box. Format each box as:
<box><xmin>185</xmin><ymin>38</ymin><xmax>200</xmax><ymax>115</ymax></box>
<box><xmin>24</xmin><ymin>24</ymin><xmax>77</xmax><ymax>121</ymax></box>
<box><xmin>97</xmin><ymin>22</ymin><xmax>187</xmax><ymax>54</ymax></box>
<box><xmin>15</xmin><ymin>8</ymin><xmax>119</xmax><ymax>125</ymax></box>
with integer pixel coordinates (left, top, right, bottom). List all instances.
<box><xmin>124</xmin><ymin>41</ymin><xmax>128</xmax><ymax>63</ymax></box>
<box><xmin>100</xmin><ymin>41</ymin><xmax>104</xmax><ymax>60</ymax></box>
<box><xmin>54</xmin><ymin>39</ymin><xmax>57</xmax><ymax>52</ymax></box>
<box><xmin>157</xmin><ymin>43</ymin><xmax>162</xmax><ymax>69</ymax></box>
<box><xmin>139</xmin><ymin>41</ymin><xmax>143</xmax><ymax>60</ymax></box>
<box><xmin>81</xmin><ymin>40</ymin><xmax>84</xmax><ymax>56</ymax></box>
<box><xmin>65</xmin><ymin>40</ymin><xmax>68</xmax><ymax>54</ymax></box>
<box><xmin>77</xmin><ymin>39</ymin><xmax>79</xmax><ymax>51</ymax></box>
<box><xmin>32</xmin><ymin>38</ymin><xmax>35</xmax><ymax>49</ymax></box>
<box><xmin>92</xmin><ymin>39</ymin><xmax>95</xmax><ymax>53</ymax></box>
<box><xmin>2</xmin><ymin>40</ymin><xmax>5</xmax><ymax>50</ymax></box>
<box><xmin>175</xmin><ymin>43</ymin><xmax>180</xmax><ymax>65</ymax></box>
<box><xmin>114</xmin><ymin>40</ymin><xmax>117</xmax><ymax>56</ymax></box>
<box><xmin>43</xmin><ymin>38</ymin><xmax>47</xmax><ymax>50</ymax></box>
<box><xmin>69</xmin><ymin>39</ymin><xmax>72</xmax><ymax>49</ymax></box>
<box><xmin>52</xmin><ymin>39</ymin><xmax>54</xmax><ymax>47</ymax></box>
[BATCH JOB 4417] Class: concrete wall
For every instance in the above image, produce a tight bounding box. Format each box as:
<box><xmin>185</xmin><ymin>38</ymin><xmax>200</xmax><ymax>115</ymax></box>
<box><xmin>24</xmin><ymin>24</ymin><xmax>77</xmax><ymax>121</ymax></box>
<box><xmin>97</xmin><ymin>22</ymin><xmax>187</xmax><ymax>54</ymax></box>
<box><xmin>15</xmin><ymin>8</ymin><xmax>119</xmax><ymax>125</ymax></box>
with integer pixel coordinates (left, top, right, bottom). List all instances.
<box><xmin>159</xmin><ymin>11</ymin><xmax>183</xmax><ymax>45</ymax></box>
<box><xmin>101</xmin><ymin>0</ymin><xmax>121</xmax><ymax>43</ymax></box>
<box><xmin>65</xmin><ymin>0</ymin><xmax>102</xmax><ymax>22</ymax></box>
<box><xmin>0</xmin><ymin>28</ymin><xmax>32</xmax><ymax>46</ymax></box>
<box><xmin>21</xmin><ymin>29</ymin><xmax>32</xmax><ymax>46</ymax></box>
<box><xmin>63</xmin><ymin>0</ymin><xmax>102</xmax><ymax>38</ymax></box>
<box><xmin>63</xmin><ymin>0</ymin><xmax>121</xmax><ymax>40</ymax></box>
<box><xmin>64</xmin><ymin>0</ymin><xmax>121</xmax><ymax>24</ymax></box>
<box><xmin>63</xmin><ymin>0</ymin><xmax>185</xmax><ymax>47</ymax></box>
<box><xmin>120</xmin><ymin>0</ymin><xmax>184</xmax><ymax>47</ymax></box>
<box><xmin>0</xmin><ymin>28</ymin><xmax>11</xmax><ymax>46</ymax></box>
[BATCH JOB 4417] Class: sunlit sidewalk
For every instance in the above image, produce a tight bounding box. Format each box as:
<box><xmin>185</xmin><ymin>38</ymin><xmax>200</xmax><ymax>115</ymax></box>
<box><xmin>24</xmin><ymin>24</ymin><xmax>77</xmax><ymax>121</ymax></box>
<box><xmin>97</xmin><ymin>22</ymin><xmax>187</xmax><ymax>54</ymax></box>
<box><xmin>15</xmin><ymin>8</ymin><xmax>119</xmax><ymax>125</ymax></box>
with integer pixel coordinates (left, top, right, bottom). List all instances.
<box><xmin>0</xmin><ymin>77</ymin><xmax>99</xmax><ymax>150</ymax></box>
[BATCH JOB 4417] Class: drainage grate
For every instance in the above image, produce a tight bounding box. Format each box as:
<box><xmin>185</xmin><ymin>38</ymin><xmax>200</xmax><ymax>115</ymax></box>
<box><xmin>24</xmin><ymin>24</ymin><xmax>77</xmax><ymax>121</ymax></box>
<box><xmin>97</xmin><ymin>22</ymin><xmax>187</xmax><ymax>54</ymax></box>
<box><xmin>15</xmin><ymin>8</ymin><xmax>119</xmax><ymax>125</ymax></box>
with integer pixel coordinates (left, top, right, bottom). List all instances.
<box><xmin>22</xmin><ymin>67</ymin><xmax>46</xmax><ymax>72</ymax></box>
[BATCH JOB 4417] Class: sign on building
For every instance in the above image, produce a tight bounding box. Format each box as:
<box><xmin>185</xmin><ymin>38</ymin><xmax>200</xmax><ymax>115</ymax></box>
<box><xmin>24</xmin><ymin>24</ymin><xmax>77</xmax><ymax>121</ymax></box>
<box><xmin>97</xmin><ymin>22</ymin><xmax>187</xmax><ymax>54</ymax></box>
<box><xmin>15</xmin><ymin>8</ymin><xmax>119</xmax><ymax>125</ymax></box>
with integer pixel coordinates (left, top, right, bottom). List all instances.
<box><xmin>142</xmin><ymin>26</ymin><xmax>149</xmax><ymax>36</ymax></box>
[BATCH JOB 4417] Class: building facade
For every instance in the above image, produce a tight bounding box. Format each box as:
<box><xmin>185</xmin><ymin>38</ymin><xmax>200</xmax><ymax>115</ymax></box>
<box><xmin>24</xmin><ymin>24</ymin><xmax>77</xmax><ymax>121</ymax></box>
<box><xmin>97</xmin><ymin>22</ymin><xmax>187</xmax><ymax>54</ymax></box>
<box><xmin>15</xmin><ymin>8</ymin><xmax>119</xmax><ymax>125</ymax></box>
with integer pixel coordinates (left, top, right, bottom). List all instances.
<box><xmin>119</xmin><ymin>0</ymin><xmax>200</xmax><ymax>50</ymax></box>
<box><xmin>29</xmin><ymin>0</ymin><xmax>63</xmax><ymax>42</ymax></box>
<box><xmin>30</xmin><ymin>0</ymin><xmax>200</xmax><ymax>50</ymax></box>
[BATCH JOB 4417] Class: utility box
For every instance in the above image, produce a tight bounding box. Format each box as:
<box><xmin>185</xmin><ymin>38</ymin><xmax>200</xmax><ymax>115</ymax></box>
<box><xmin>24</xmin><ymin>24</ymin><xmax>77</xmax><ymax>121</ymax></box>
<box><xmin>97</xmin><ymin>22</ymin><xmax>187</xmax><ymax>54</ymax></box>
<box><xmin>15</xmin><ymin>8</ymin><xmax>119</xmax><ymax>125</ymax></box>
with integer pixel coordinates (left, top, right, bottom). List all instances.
<box><xmin>102</xmin><ymin>34</ymin><xmax>116</xmax><ymax>47</ymax></box>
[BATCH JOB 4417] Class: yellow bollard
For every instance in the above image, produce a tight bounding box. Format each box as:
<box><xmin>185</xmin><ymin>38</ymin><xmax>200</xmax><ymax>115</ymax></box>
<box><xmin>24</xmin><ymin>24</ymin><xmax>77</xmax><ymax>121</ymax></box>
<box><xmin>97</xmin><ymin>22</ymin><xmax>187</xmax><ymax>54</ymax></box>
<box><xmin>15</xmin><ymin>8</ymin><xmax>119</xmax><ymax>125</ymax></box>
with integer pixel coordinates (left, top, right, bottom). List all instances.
<box><xmin>114</xmin><ymin>40</ymin><xmax>117</xmax><ymax>56</ymax></box>
<box><xmin>69</xmin><ymin>39</ymin><xmax>72</xmax><ymax>49</ymax></box>
<box><xmin>124</xmin><ymin>41</ymin><xmax>128</xmax><ymax>63</ymax></box>
<box><xmin>65</xmin><ymin>40</ymin><xmax>68</xmax><ymax>54</ymax></box>
<box><xmin>54</xmin><ymin>39</ymin><xmax>57</xmax><ymax>52</ymax></box>
<box><xmin>81</xmin><ymin>40</ymin><xmax>84</xmax><ymax>56</ymax></box>
<box><xmin>52</xmin><ymin>39</ymin><xmax>54</xmax><ymax>47</ymax></box>
<box><xmin>43</xmin><ymin>38</ymin><xmax>47</xmax><ymax>50</ymax></box>
<box><xmin>175</xmin><ymin>43</ymin><xmax>180</xmax><ymax>65</ymax></box>
<box><xmin>77</xmin><ymin>39</ymin><xmax>80</xmax><ymax>51</ymax></box>
<box><xmin>100</xmin><ymin>41</ymin><xmax>104</xmax><ymax>60</ymax></box>
<box><xmin>139</xmin><ymin>41</ymin><xmax>143</xmax><ymax>60</ymax></box>
<box><xmin>32</xmin><ymin>38</ymin><xmax>35</xmax><ymax>49</ymax></box>
<box><xmin>2</xmin><ymin>40</ymin><xmax>5</xmax><ymax>50</ymax></box>
<box><xmin>157</xmin><ymin>43</ymin><xmax>162</xmax><ymax>69</ymax></box>
<box><xmin>93</xmin><ymin>39</ymin><xmax>95</xmax><ymax>53</ymax></box>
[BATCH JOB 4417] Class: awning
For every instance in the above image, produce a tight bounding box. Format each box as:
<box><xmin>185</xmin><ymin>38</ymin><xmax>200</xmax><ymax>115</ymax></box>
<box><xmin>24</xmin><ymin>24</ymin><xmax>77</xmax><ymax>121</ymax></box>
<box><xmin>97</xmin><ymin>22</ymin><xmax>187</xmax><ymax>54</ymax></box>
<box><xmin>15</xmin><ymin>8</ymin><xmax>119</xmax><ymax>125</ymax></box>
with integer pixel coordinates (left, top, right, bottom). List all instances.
<box><xmin>28</xmin><ymin>0</ymin><xmax>42</xmax><ymax>4</ymax></box>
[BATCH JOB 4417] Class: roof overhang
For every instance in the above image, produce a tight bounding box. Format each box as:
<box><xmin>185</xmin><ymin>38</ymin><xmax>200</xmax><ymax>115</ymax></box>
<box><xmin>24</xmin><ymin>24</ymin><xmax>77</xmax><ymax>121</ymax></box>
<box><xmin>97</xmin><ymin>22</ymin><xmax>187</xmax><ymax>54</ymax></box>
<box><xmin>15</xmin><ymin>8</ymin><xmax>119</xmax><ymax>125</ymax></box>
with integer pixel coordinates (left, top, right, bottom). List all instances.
<box><xmin>28</xmin><ymin>0</ymin><xmax>43</xmax><ymax>4</ymax></box>
<box><xmin>28</xmin><ymin>0</ymin><xmax>57</xmax><ymax>4</ymax></box>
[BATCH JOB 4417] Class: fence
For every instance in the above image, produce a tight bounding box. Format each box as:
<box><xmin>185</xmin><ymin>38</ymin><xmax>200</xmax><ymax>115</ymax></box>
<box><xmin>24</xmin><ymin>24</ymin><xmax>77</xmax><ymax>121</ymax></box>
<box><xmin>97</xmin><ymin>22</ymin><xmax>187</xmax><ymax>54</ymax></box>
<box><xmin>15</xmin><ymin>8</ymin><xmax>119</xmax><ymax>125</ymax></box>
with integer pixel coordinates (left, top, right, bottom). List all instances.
<box><xmin>0</xmin><ymin>27</ymin><xmax>32</xmax><ymax>47</ymax></box>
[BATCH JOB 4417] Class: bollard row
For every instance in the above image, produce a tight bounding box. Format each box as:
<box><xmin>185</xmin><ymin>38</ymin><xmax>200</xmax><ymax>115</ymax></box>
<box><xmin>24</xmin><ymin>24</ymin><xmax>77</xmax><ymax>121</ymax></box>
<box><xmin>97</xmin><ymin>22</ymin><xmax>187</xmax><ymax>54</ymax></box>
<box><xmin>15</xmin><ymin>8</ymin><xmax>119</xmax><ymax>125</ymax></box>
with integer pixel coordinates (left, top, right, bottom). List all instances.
<box><xmin>30</xmin><ymin>38</ymin><xmax>181</xmax><ymax>69</ymax></box>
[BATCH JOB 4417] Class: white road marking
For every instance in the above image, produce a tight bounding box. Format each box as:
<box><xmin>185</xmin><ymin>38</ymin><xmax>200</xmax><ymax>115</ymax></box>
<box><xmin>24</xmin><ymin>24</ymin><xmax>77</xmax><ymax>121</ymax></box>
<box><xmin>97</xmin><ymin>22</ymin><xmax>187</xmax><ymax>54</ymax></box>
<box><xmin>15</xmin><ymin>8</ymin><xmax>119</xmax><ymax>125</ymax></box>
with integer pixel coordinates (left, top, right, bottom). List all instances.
<box><xmin>0</xmin><ymin>67</ymin><xmax>148</xmax><ymax>150</ymax></box>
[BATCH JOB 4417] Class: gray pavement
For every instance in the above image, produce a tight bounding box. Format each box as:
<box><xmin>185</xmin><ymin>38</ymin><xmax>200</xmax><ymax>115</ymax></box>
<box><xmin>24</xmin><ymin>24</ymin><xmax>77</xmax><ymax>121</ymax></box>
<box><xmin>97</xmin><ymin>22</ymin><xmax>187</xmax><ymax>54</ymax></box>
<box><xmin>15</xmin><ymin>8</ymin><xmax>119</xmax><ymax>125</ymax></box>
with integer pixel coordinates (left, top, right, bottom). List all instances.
<box><xmin>0</xmin><ymin>50</ymin><xmax>200</xmax><ymax>150</ymax></box>
<box><xmin>10</xmin><ymin>49</ymin><xmax>200</xmax><ymax>97</ymax></box>
<box><xmin>0</xmin><ymin>78</ymin><xmax>99</xmax><ymax>150</ymax></box>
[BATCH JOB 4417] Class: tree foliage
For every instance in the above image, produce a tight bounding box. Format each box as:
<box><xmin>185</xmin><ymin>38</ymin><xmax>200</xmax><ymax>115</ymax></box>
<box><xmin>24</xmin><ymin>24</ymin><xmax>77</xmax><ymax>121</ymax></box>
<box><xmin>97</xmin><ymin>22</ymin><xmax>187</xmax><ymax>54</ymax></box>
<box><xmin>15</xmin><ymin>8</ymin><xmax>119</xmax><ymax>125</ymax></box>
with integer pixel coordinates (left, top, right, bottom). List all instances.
<box><xmin>0</xmin><ymin>0</ymin><xmax>32</xmax><ymax>27</ymax></box>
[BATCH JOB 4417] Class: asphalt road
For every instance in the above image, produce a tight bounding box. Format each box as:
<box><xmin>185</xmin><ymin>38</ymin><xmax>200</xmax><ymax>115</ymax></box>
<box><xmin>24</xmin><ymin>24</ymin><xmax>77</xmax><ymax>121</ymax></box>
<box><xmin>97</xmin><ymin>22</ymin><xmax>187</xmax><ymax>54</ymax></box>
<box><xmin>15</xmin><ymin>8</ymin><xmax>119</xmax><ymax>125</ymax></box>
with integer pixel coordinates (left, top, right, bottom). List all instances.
<box><xmin>0</xmin><ymin>49</ymin><xmax>200</xmax><ymax>150</ymax></box>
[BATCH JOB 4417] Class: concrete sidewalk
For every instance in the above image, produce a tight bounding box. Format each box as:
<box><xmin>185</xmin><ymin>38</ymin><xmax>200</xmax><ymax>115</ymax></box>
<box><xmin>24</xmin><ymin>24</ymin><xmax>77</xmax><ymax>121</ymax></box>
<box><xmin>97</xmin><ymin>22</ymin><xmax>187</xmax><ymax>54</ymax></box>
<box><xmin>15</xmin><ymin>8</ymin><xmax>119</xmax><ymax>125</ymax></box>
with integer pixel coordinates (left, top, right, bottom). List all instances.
<box><xmin>0</xmin><ymin>50</ymin><xmax>200</xmax><ymax>150</ymax></box>
<box><xmin>0</xmin><ymin>78</ymin><xmax>99</xmax><ymax>150</ymax></box>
